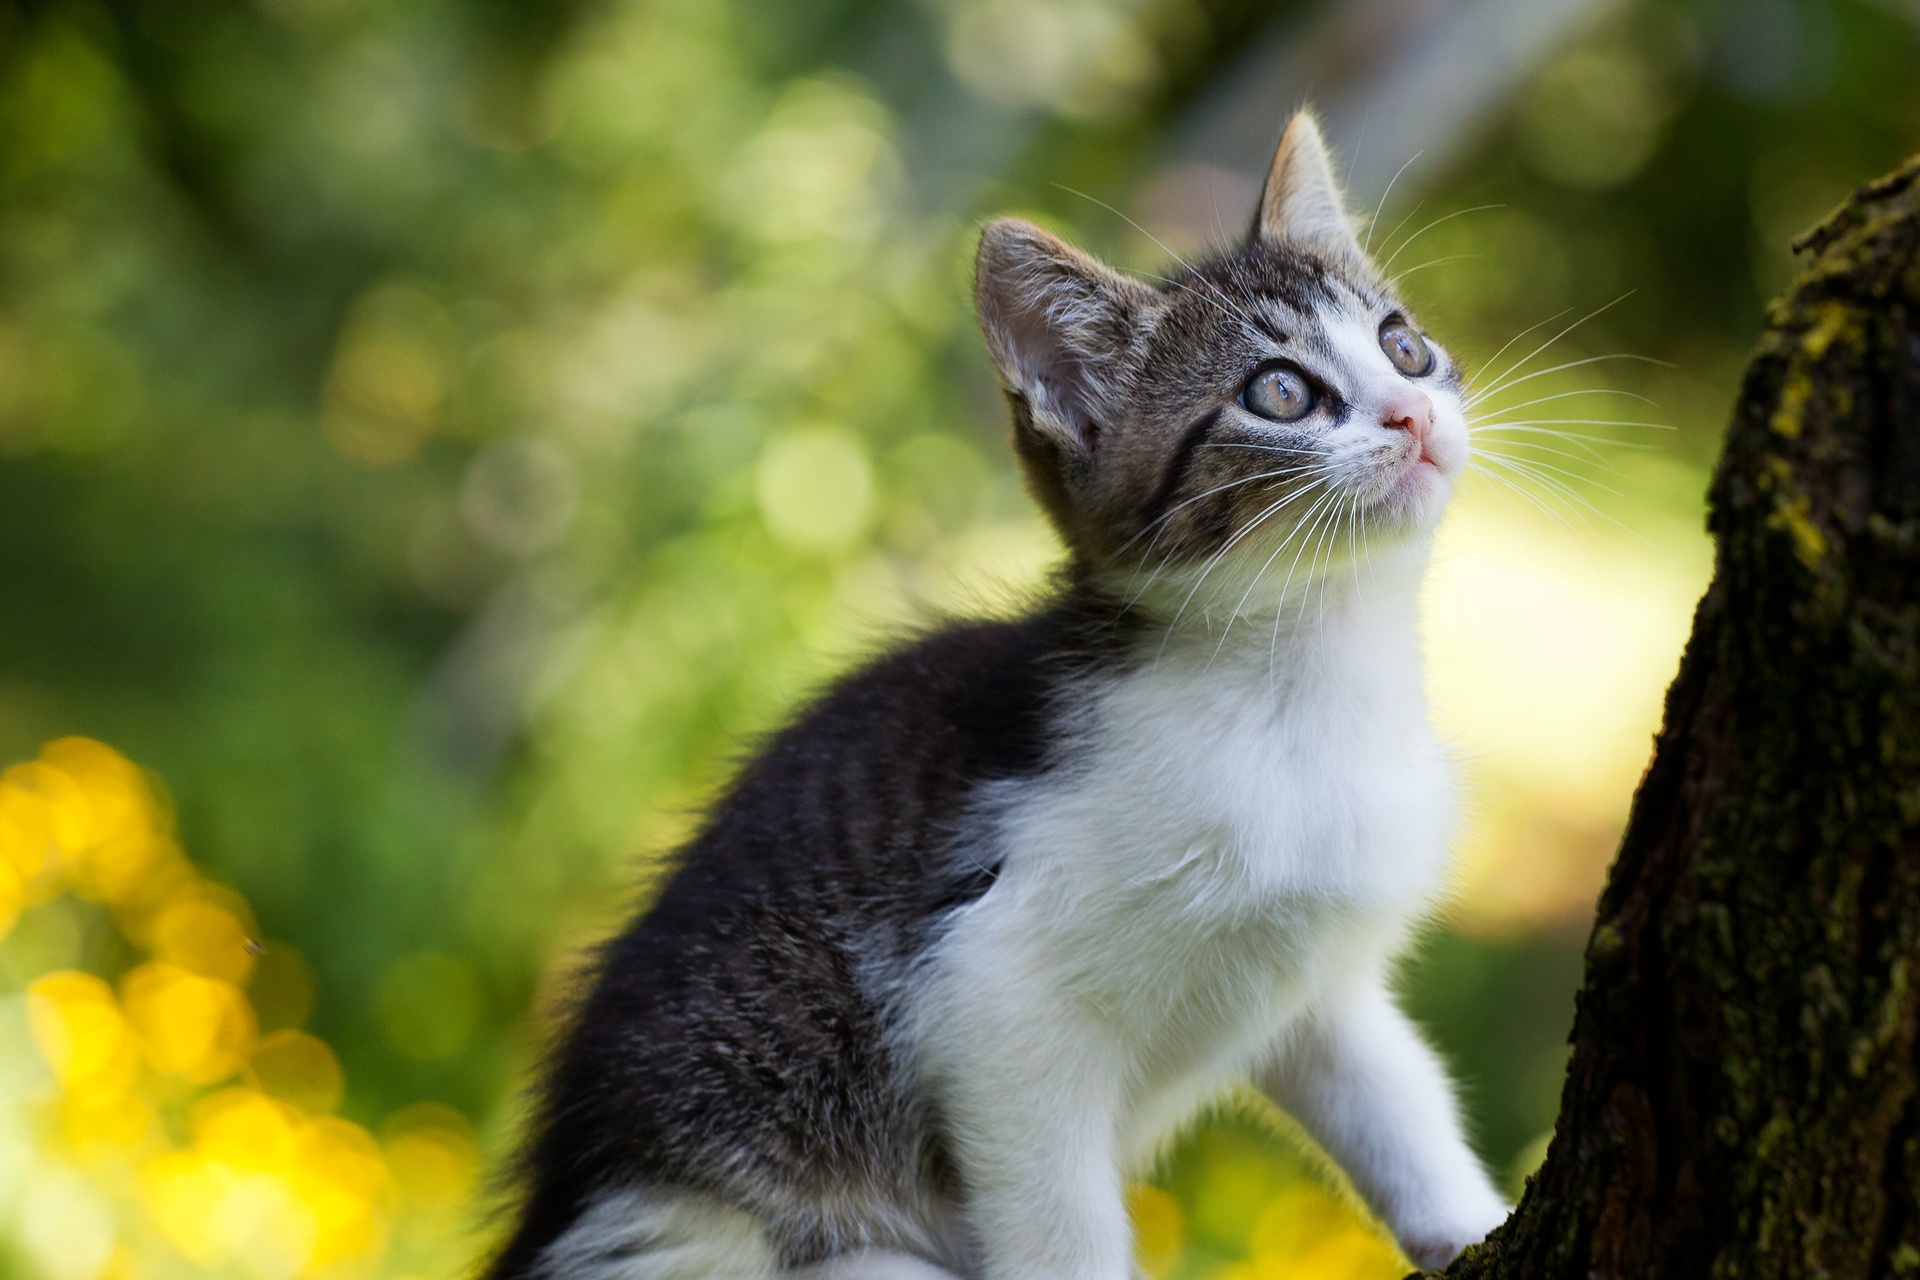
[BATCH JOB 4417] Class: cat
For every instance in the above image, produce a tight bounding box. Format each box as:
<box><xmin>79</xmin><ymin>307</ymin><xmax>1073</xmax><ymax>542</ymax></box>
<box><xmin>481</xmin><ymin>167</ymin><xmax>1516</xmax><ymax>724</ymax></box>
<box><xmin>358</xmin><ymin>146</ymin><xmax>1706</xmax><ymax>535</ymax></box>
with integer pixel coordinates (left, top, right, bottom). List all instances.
<box><xmin>486</xmin><ymin>110</ymin><xmax>1509</xmax><ymax>1280</ymax></box>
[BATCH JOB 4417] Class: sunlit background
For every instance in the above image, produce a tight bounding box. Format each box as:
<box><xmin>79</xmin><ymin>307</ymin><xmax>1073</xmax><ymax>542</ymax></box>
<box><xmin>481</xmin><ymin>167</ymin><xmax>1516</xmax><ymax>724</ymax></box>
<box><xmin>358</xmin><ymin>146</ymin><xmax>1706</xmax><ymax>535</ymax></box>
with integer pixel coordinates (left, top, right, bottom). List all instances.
<box><xmin>1</xmin><ymin>0</ymin><xmax>1916</xmax><ymax>1277</ymax></box>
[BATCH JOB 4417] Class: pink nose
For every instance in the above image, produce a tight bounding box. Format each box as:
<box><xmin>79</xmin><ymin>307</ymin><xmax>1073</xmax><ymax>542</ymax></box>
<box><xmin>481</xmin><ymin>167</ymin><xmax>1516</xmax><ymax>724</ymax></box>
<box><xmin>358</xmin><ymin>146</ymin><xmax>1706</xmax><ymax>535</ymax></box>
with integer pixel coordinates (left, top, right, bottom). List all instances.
<box><xmin>1381</xmin><ymin>390</ymin><xmax>1434</xmax><ymax>444</ymax></box>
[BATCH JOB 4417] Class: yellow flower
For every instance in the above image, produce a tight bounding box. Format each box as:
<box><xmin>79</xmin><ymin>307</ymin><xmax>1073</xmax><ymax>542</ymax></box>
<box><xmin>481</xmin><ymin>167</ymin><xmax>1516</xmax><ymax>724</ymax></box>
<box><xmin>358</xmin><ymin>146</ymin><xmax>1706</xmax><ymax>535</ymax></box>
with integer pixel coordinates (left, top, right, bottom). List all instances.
<box><xmin>121</xmin><ymin>962</ymin><xmax>257</xmax><ymax>1085</ymax></box>
<box><xmin>191</xmin><ymin>1087</ymin><xmax>304</xmax><ymax>1173</ymax></box>
<box><xmin>59</xmin><ymin>1089</ymin><xmax>159</xmax><ymax>1156</ymax></box>
<box><xmin>8</xmin><ymin>739</ymin><xmax>451</xmax><ymax>1279</ymax></box>
<box><xmin>1126</xmin><ymin>1183</ymin><xmax>1186</xmax><ymax>1279</ymax></box>
<box><xmin>0</xmin><ymin>847</ymin><xmax>23</xmax><ymax>940</ymax></box>
<box><xmin>248</xmin><ymin>1029</ymin><xmax>345</xmax><ymax>1115</ymax></box>
<box><xmin>151</xmin><ymin>896</ymin><xmax>257</xmax><ymax>985</ymax></box>
<box><xmin>292</xmin><ymin>1117</ymin><xmax>392</xmax><ymax>1270</ymax></box>
<box><xmin>382</xmin><ymin>1103</ymin><xmax>479</xmax><ymax>1216</ymax></box>
<box><xmin>40</xmin><ymin>738</ymin><xmax>169</xmax><ymax>906</ymax></box>
<box><xmin>1245</xmin><ymin>1180</ymin><xmax>1407</xmax><ymax>1280</ymax></box>
<box><xmin>140</xmin><ymin>1150</ymin><xmax>220</xmax><ymax>1261</ymax></box>
<box><xmin>0</xmin><ymin>760</ymin><xmax>86</xmax><ymax>894</ymax></box>
<box><xmin>27</xmin><ymin>971</ymin><xmax>143</xmax><ymax>1104</ymax></box>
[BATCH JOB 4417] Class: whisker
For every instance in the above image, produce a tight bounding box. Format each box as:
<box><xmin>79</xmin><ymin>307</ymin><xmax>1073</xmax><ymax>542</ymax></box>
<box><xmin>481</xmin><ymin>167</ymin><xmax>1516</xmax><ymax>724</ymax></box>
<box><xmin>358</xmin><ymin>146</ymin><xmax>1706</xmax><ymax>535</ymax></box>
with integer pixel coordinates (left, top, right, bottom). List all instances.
<box><xmin>1267</xmin><ymin>489</ymin><xmax>1350</xmax><ymax>685</ymax></box>
<box><xmin>1371</xmin><ymin>197</ymin><xmax>1427</xmax><ymax>264</ymax></box>
<box><xmin>1470</xmin><ymin>417</ymin><xmax>1674</xmax><ymax>432</ymax></box>
<box><xmin>1053</xmin><ymin>183</ymin><xmax>1259</xmax><ymax>333</ymax></box>
<box><xmin>1211</xmin><ymin>484</ymin><xmax>1343</xmax><ymax>659</ymax></box>
<box><xmin>1117</xmin><ymin>462</ymin><xmax>1320</xmax><ymax>556</ymax></box>
<box><xmin>1198</xmin><ymin>442</ymin><xmax>1311</xmax><ymax>454</ymax></box>
<box><xmin>1389</xmin><ymin>253</ymin><xmax>1481</xmax><ymax>285</ymax></box>
<box><xmin>1364</xmin><ymin>152</ymin><xmax>1425</xmax><ymax>256</ymax></box>
<box><xmin>1469</xmin><ymin>425</ymin><xmax>1664</xmax><ymax>461</ymax></box>
<box><xmin>1469</xmin><ymin>426</ymin><xmax>1659</xmax><ymax>462</ymax></box>
<box><xmin>1476</xmin><ymin>447</ymin><xmax>1625</xmax><ymax>498</ymax></box>
<box><xmin>1466</xmin><ymin>387</ymin><xmax>1660</xmax><ymax>417</ymax></box>
<box><xmin>1468</xmin><ymin>309</ymin><xmax>1573</xmax><ymax>388</ymax></box>
<box><xmin>1377</xmin><ymin>203</ymin><xmax>1505</xmax><ymax>274</ymax></box>
<box><xmin>1473</xmin><ymin>452</ymin><xmax>1648</xmax><ymax>544</ymax></box>
<box><xmin>1468</xmin><ymin>353</ymin><xmax>1671</xmax><ymax>411</ymax></box>
<box><xmin>1469</xmin><ymin>464</ymin><xmax>1591</xmax><ymax>546</ymax></box>
<box><xmin>1467</xmin><ymin>294</ymin><xmax>1635</xmax><ymax>405</ymax></box>
<box><xmin>1157</xmin><ymin>477</ymin><xmax>1333</xmax><ymax>647</ymax></box>
<box><xmin>1475</xmin><ymin>437</ymin><xmax>1629</xmax><ymax>472</ymax></box>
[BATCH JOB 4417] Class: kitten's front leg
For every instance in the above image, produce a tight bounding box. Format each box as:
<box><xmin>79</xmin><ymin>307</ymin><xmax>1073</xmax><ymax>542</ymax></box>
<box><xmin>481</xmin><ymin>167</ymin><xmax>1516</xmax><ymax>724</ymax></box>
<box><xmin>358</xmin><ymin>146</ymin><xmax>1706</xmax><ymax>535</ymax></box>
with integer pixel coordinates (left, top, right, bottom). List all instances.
<box><xmin>1254</xmin><ymin>978</ymin><xmax>1509</xmax><ymax>1269</ymax></box>
<box><xmin>924</xmin><ymin>957</ymin><xmax>1133</xmax><ymax>1280</ymax></box>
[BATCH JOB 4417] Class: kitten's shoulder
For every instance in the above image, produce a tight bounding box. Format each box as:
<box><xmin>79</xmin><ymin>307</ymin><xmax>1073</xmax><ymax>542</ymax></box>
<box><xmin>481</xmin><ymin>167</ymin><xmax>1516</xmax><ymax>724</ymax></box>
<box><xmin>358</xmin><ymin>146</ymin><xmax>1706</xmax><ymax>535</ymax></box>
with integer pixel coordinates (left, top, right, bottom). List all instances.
<box><xmin>741</xmin><ymin>593</ymin><xmax>1128</xmax><ymax>788</ymax></box>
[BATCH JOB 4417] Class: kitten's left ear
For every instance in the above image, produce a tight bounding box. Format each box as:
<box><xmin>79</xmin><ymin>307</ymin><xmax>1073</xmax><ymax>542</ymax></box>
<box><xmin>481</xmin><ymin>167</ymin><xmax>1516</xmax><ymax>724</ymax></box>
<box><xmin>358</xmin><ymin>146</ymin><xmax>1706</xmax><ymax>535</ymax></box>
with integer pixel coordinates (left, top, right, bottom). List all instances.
<box><xmin>975</xmin><ymin>218</ymin><xmax>1153</xmax><ymax>537</ymax></box>
<box><xmin>1254</xmin><ymin>111</ymin><xmax>1366</xmax><ymax>263</ymax></box>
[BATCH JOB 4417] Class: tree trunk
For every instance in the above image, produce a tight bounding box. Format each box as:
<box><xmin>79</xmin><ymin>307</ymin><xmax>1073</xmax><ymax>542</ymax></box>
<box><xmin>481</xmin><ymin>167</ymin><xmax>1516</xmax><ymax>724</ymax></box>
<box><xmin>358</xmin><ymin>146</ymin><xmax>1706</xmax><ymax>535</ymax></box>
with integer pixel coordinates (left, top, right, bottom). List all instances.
<box><xmin>1442</xmin><ymin>157</ymin><xmax>1920</xmax><ymax>1279</ymax></box>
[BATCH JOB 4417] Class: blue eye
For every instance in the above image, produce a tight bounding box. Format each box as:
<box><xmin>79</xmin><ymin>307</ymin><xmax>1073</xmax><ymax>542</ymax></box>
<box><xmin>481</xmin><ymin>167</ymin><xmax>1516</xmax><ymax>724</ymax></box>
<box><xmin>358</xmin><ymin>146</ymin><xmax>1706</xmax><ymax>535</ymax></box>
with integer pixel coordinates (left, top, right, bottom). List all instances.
<box><xmin>1241</xmin><ymin>364</ymin><xmax>1316</xmax><ymax>422</ymax></box>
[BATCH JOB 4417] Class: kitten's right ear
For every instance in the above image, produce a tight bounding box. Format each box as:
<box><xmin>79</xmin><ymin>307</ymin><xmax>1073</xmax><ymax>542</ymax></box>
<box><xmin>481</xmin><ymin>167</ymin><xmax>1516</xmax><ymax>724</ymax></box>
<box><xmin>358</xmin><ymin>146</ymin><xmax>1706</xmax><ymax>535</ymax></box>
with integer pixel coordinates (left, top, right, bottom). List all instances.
<box><xmin>974</xmin><ymin>219</ymin><xmax>1150</xmax><ymax>485</ymax></box>
<box><xmin>1254</xmin><ymin>111</ymin><xmax>1365</xmax><ymax>263</ymax></box>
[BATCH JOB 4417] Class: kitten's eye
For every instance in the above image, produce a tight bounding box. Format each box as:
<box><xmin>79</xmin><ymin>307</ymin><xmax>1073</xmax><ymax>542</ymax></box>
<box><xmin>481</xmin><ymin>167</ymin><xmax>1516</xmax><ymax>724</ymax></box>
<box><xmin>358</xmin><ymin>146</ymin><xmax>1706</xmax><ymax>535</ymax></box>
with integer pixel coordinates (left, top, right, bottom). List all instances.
<box><xmin>1379</xmin><ymin>320</ymin><xmax>1435</xmax><ymax>377</ymax></box>
<box><xmin>1241</xmin><ymin>364</ymin><xmax>1316</xmax><ymax>422</ymax></box>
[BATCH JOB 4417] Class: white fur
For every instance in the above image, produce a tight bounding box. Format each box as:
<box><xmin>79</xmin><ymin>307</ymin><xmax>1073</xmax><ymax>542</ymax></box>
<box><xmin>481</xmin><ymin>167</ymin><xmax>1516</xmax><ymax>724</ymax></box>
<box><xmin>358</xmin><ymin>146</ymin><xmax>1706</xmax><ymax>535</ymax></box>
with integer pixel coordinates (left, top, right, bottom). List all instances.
<box><xmin>905</xmin><ymin>310</ymin><xmax>1504</xmax><ymax>1280</ymax></box>
<box><xmin>542</xmin><ymin>1190</ymin><xmax>781</xmax><ymax>1280</ymax></box>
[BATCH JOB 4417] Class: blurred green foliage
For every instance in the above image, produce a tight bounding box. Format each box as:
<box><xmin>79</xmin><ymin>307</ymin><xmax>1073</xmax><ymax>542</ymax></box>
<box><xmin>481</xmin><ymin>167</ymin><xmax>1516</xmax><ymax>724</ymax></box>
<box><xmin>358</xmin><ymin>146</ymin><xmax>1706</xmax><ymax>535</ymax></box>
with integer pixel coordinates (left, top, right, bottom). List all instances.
<box><xmin>0</xmin><ymin>0</ymin><xmax>1916</xmax><ymax>1275</ymax></box>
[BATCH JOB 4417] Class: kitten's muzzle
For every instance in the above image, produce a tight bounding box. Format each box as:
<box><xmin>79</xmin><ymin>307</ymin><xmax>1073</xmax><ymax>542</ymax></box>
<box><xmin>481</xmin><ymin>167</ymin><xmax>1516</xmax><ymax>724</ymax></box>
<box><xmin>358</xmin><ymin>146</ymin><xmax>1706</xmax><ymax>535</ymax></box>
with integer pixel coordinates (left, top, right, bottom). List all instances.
<box><xmin>1380</xmin><ymin>390</ymin><xmax>1435</xmax><ymax>463</ymax></box>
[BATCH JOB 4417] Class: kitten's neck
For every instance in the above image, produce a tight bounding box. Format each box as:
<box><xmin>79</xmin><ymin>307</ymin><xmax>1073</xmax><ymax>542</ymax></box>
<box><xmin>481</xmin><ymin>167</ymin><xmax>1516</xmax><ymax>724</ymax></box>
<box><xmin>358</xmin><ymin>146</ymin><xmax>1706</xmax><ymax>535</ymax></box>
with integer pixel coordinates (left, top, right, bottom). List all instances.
<box><xmin>1078</xmin><ymin>533</ymin><xmax>1433</xmax><ymax>665</ymax></box>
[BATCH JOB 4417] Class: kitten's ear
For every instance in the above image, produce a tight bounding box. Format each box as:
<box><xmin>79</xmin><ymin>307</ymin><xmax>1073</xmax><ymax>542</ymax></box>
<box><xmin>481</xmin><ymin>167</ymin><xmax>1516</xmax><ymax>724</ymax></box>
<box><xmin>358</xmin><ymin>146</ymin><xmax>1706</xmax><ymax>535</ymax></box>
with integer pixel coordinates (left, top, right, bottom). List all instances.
<box><xmin>1254</xmin><ymin>111</ymin><xmax>1365</xmax><ymax>262</ymax></box>
<box><xmin>975</xmin><ymin>217</ymin><xmax>1151</xmax><ymax>482</ymax></box>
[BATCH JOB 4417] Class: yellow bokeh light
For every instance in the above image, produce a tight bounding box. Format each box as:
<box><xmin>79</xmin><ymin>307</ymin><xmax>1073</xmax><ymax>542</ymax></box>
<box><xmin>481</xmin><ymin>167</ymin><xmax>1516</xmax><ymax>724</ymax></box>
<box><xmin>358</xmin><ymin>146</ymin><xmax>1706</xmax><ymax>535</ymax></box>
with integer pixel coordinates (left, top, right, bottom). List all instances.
<box><xmin>0</xmin><ymin>849</ymin><xmax>24</xmax><ymax>938</ymax></box>
<box><xmin>382</xmin><ymin>1103</ymin><xmax>479</xmax><ymax>1215</ymax></box>
<box><xmin>0</xmin><ymin>737</ymin><xmax>462</xmax><ymax>1280</ymax></box>
<box><xmin>0</xmin><ymin>760</ymin><xmax>85</xmax><ymax>896</ymax></box>
<box><xmin>250</xmin><ymin>1029</ymin><xmax>346</xmax><ymax>1115</ymax></box>
<box><xmin>152</xmin><ymin>897</ymin><xmax>258</xmax><ymax>985</ymax></box>
<box><xmin>59</xmin><ymin>1087</ymin><xmax>158</xmax><ymax>1156</ymax></box>
<box><xmin>40</xmin><ymin>736</ymin><xmax>169</xmax><ymax>905</ymax></box>
<box><xmin>122</xmin><ymin>961</ymin><xmax>258</xmax><ymax>1085</ymax></box>
<box><xmin>295</xmin><ymin>1117</ymin><xmax>394</xmax><ymax>1267</ymax></box>
<box><xmin>1126</xmin><ymin>1182</ymin><xmax>1186</xmax><ymax>1278</ymax></box>
<box><xmin>1425</xmin><ymin>468</ymin><xmax>1712</xmax><ymax>931</ymax></box>
<box><xmin>193</xmin><ymin>1087</ymin><xmax>305</xmax><ymax>1170</ymax></box>
<box><xmin>1243</xmin><ymin>1180</ymin><xmax>1407</xmax><ymax>1280</ymax></box>
<box><xmin>27</xmin><ymin>971</ymin><xmax>143</xmax><ymax>1103</ymax></box>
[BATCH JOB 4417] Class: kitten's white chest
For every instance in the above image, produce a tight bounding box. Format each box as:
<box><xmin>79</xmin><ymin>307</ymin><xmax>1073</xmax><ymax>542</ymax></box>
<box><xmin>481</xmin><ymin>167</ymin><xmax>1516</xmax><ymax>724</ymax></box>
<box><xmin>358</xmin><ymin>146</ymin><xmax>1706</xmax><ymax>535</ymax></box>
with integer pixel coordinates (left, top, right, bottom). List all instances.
<box><xmin>930</xmin><ymin>601</ymin><xmax>1457</xmax><ymax>1163</ymax></box>
<box><xmin>1015</xmin><ymin>609</ymin><xmax>1456</xmax><ymax>922</ymax></box>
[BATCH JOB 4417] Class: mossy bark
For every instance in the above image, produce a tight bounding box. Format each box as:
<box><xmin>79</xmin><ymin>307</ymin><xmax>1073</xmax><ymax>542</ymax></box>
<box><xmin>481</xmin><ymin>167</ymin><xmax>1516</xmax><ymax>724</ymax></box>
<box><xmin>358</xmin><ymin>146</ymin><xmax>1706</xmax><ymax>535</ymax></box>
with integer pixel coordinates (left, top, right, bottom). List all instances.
<box><xmin>1441</xmin><ymin>158</ymin><xmax>1920</xmax><ymax>1279</ymax></box>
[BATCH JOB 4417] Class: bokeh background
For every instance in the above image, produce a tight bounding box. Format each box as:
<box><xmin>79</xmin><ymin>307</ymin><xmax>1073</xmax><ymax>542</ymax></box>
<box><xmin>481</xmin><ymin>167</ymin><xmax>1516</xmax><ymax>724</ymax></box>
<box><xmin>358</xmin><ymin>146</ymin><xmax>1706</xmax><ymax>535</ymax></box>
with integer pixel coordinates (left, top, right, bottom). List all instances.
<box><xmin>2</xmin><ymin>0</ymin><xmax>1917</xmax><ymax>1277</ymax></box>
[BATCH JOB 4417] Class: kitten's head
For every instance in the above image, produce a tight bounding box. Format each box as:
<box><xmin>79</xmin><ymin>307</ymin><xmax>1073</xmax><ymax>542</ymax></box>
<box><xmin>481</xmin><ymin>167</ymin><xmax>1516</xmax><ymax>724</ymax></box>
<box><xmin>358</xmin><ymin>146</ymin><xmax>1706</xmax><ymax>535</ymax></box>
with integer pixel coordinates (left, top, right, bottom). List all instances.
<box><xmin>975</xmin><ymin>111</ymin><xmax>1467</xmax><ymax>616</ymax></box>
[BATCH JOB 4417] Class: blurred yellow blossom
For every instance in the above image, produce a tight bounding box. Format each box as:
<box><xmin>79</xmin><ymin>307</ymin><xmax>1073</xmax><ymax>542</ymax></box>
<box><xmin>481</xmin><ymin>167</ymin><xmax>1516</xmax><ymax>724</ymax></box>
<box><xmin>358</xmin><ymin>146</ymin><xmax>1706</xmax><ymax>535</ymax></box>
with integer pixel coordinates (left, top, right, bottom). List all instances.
<box><xmin>1</xmin><ymin>759</ymin><xmax>87</xmax><ymax>898</ymax></box>
<box><xmin>122</xmin><ymin>962</ymin><xmax>258</xmax><ymax>1085</ymax></box>
<box><xmin>250</xmin><ymin>1029</ymin><xmax>346</xmax><ymax>1115</ymax></box>
<box><xmin>4</xmin><ymin>739</ymin><xmax>481</xmax><ymax>1280</ymax></box>
<box><xmin>1126</xmin><ymin>1182</ymin><xmax>1185</xmax><ymax>1278</ymax></box>
<box><xmin>40</xmin><ymin>735</ymin><xmax>171</xmax><ymax>904</ymax></box>
<box><xmin>151</xmin><ymin>896</ymin><xmax>258</xmax><ymax>985</ymax></box>
<box><xmin>382</xmin><ymin>1103</ymin><xmax>480</xmax><ymax>1216</ymax></box>
<box><xmin>28</xmin><ymin>972</ymin><xmax>143</xmax><ymax>1103</ymax></box>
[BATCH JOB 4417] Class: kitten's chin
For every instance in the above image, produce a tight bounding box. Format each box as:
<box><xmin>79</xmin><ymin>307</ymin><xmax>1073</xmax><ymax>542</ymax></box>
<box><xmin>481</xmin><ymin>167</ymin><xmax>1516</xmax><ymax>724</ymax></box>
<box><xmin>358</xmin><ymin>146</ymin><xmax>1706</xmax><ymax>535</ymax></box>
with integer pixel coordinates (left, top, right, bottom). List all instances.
<box><xmin>1371</xmin><ymin>457</ymin><xmax>1454</xmax><ymax>533</ymax></box>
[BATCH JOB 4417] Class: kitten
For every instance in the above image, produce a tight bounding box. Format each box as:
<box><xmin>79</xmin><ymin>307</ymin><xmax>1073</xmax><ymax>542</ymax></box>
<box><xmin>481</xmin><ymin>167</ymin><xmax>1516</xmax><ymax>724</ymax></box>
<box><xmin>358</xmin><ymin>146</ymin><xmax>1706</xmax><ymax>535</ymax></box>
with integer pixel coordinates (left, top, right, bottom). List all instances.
<box><xmin>487</xmin><ymin>111</ymin><xmax>1508</xmax><ymax>1280</ymax></box>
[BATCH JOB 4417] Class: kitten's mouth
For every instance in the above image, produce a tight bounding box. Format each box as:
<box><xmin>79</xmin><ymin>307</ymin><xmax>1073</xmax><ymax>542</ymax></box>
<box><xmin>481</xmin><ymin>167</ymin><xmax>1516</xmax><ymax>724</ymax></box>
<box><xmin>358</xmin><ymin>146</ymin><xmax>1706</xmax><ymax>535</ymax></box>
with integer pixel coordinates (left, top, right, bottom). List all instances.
<box><xmin>1375</xmin><ymin>440</ymin><xmax>1453</xmax><ymax>516</ymax></box>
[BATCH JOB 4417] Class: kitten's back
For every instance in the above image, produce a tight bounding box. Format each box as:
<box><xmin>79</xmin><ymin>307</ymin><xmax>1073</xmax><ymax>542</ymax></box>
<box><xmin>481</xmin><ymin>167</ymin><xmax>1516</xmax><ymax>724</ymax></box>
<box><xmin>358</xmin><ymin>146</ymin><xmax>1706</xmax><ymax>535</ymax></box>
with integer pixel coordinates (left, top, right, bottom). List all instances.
<box><xmin>491</xmin><ymin>600</ymin><xmax>1124</xmax><ymax>1277</ymax></box>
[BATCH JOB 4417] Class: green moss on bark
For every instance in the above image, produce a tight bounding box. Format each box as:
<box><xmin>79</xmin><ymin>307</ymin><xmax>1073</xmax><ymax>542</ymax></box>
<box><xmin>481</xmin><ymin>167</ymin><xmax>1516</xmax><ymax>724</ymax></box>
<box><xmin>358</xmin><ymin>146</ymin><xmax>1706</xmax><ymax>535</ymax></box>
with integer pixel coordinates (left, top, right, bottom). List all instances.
<box><xmin>1438</xmin><ymin>157</ymin><xmax>1920</xmax><ymax>1280</ymax></box>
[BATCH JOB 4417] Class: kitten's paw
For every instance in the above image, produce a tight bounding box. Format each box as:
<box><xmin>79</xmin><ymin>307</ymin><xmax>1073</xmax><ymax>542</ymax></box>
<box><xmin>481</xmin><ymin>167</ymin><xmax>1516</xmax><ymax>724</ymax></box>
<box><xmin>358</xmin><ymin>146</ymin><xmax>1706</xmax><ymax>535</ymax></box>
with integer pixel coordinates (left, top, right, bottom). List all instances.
<box><xmin>1395</xmin><ymin>1203</ymin><xmax>1507</xmax><ymax>1271</ymax></box>
<box><xmin>1398</xmin><ymin>1235</ymin><xmax>1474</xmax><ymax>1271</ymax></box>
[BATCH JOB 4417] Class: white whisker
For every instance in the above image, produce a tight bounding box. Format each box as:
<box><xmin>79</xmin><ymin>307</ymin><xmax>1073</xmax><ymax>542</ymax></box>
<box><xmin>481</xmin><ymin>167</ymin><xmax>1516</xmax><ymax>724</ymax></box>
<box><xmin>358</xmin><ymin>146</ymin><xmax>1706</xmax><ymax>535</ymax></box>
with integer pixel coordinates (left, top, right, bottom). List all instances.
<box><xmin>1377</xmin><ymin>204</ymin><xmax>1504</xmax><ymax>274</ymax></box>
<box><xmin>1467</xmin><ymin>294</ymin><xmax>1635</xmax><ymax>405</ymax></box>
<box><xmin>1363</xmin><ymin>152</ymin><xmax>1424</xmax><ymax>256</ymax></box>
<box><xmin>1468</xmin><ymin>353</ymin><xmax>1670</xmax><ymax>411</ymax></box>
